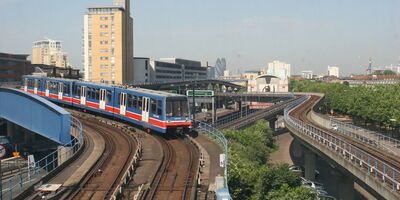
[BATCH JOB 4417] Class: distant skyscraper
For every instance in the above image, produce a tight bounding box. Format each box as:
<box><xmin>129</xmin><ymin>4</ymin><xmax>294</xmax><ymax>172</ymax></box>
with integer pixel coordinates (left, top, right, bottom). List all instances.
<box><xmin>327</xmin><ymin>66</ymin><xmax>339</xmax><ymax>77</ymax></box>
<box><xmin>32</xmin><ymin>39</ymin><xmax>69</xmax><ymax>68</ymax></box>
<box><xmin>366</xmin><ymin>58</ymin><xmax>372</xmax><ymax>75</ymax></box>
<box><xmin>266</xmin><ymin>60</ymin><xmax>291</xmax><ymax>80</ymax></box>
<box><xmin>214</xmin><ymin>58</ymin><xmax>226</xmax><ymax>77</ymax></box>
<box><xmin>83</xmin><ymin>0</ymin><xmax>134</xmax><ymax>84</ymax></box>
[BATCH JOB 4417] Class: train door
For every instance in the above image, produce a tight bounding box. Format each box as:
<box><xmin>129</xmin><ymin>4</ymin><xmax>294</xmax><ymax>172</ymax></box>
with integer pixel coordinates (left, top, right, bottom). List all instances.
<box><xmin>23</xmin><ymin>78</ymin><xmax>27</xmax><ymax>92</ymax></box>
<box><xmin>34</xmin><ymin>79</ymin><xmax>38</xmax><ymax>94</ymax></box>
<box><xmin>119</xmin><ymin>92</ymin><xmax>127</xmax><ymax>115</ymax></box>
<box><xmin>99</xmin><ymin>89</ymin><xmax>106</xmax><ymax>110</ymax></box>
<box><xmin>142</xmin><ymin>97</ymin><xmax>150</xmax><ymax>122</ymax></box>
<box><xmin>80</xmin><ymin>86</ymin><xmax>86</xmax><ymax>105</ymax></box>
<box><xmin>58</xmin><ymin>82</ymin><xmax>63</xmax><ymax>100</ymax></box>
<box><xmin>45</xmin><ymin>81</ymin><xmax>50</xmax><ymax>97</ymax></box>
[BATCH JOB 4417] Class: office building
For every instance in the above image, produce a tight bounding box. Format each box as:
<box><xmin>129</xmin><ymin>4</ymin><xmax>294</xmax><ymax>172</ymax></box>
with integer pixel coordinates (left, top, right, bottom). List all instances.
<box><xmin>301</xmin><ymin>70</ymin><xmax>313</xmax><ymax>79</ymax></box>
<box><xmin>83</xmin><ymin>0</ymin><xmax>134</xmax><ymax>84</ymax></box>
<box><xmin>32</xmin><ymin>39</ymin><xmax>69</xmax><ymax>68</ymax></box>
<box><xmin>0</xmin><ymin>52</ymin><xmax>32</xmax><ymax>83</ymax></box>
<box><xmin>327</xmin><ymin>66</ymin><xmax>339</xmax><ymax>77</ymax></box>
<box><xmin>266</xmin><ymin>60</ymin><xmax>291</xmax><ymax>80</ymax></box>
<box><xmin>132</xmin><ymin>57</ymin><xmax>150</xmax><ymax>83</ymax></box>
<box><xmin>147</xmin><ymin>58</ymin><xmax>207</xmax><ymax>82</ymax></box>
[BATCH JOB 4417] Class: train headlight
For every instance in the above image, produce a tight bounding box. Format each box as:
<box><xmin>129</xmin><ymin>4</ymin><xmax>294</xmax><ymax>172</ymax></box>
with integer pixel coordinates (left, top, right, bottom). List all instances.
<box><xmin>167</xmin><ymin>120</ymin><xmax>171</xmax><ymax>123</ymax></box>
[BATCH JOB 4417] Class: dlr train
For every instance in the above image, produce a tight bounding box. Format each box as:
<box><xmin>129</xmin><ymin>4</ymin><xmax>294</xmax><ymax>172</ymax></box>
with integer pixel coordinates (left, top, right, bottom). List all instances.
<box><xmin>21</xmin><ymin>75</ymin><xmax>192</xmax><ymax>133</ymax></box>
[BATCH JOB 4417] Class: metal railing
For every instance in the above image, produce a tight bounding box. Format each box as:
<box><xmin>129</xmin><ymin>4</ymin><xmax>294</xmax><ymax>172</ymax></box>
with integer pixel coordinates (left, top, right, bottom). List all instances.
<box><xmin>213</xmin><ymin>107</ymin><xmax>258</xmax><ymax>127</ymax></box>
<box><xmin>331</xmin><ymin>118</ymin><xmax>400</xmax><ymax>156</ymax></box>
<box><xmin>284</xmin><ymin>96</ymin><xmax>400</xmax><ymax>193</ymax></box>
<box><xmin>0</xmin><ymin>117</ymin><xmax>83</xmax><ymax>199</ymax></box>
<box><xmin>194</xmin><ymin>120</ymin><xmax>231</xmax><ymax>199</ymax></box>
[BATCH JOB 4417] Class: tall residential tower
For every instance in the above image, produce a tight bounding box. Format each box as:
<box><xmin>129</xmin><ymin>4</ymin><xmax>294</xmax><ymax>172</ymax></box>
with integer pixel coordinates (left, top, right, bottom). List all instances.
<box><xmin>84</xmin><ymin>0</ymin><xmax>134</xmax><ymax>84</ymax></box>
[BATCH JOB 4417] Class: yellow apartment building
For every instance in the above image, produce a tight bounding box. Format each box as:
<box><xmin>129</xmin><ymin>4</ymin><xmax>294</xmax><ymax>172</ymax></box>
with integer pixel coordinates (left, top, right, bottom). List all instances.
<box><xmin>84</xmin><ymin>0</ymin><xmax>133</xmax><ymax>84</ymax></box>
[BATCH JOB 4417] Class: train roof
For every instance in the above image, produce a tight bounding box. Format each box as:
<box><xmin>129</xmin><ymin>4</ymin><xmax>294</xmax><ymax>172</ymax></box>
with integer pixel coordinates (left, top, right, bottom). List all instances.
<box><xmin>23</xmin><ymin>75</ymin><xmax>186</xmax><ymax>98</ymax></box>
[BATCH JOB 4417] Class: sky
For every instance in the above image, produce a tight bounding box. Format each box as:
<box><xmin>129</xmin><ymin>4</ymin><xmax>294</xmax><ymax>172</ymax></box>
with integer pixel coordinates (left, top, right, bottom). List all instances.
<box><xmin>0</xmin><ymin>0</ymin><xmax>399</xmax><ymax>75</ymax></box>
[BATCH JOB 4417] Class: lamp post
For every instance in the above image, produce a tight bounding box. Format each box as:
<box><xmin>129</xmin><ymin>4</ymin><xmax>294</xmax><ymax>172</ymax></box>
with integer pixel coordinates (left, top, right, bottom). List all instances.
<box><xmin>192</xmin><ymin>73</ymin><xmax>198</xmax><ymax>127</ymax></box>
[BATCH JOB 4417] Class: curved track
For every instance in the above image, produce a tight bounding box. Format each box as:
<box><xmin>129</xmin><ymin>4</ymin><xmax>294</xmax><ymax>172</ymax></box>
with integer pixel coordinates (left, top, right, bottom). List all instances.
<box><xmin>144</xmin><ymin>134</ymin><xmax>199</xmax><ymax>200</ymax></box>
<box><xmin>290</xmin><ymin>95</ymin><xmax>400</xmax><ymax>184</ymax></box>
<box><xmin>62</xmin><ymin>116</ymin><xmax>137</xmax><ymax>200</ymax></box>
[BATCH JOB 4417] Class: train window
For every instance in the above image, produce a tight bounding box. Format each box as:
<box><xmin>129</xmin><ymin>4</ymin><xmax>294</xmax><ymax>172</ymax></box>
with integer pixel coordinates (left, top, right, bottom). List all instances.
<box><xmin>151</xmin><ymin>99</ymin><xmax>156</xmax><ymax>114</ymax></box>
<box><xmin>23</xmin><ymin>78</ymin><xmax>27</xmax><ymax>87</ymax></box>
<box><xmin>166</xmin><ymin>98</ymin><xmax>189</xmax><ymax>117</ymax></box>
<box><xmin>77</xmin><ymin>86</ymin><xmax>81</xmax><ymax>97</ymax></box>
<box><xmin>63</xmin><ymin>84</ymin><xmax>70</xmax><ymax>95</ymax></box>
<box><xmin>49</xmin><ymin>82</ymin><xmax>55</xmax><ymax>92</ymax></box>
<box><xmin>128</xmin><ymin>94</ymin><xmax>133</xmax><ymax>108</ymax></box>
<box><xmin>118</xmin><ymin>92</ymin><xmax>121</xmax><ymax>104</ymax></box>
<box><xmin>157</xmin><ymin>100</ymin><xmax>162</xmax><ymax>115</ymax></box>
<box><xmin>106</xmin><ymin>90</ymin><xmax>112</xmax><ymax>103</ymax></box>
<box><xmin>132</xmin><ymin>95</ymin><xmax>137</xmax><ymax>109</ymax></box>
<box><xmin>87</xmin><ymin>88</ymin><xmax>92</xmax><ymax>99</ymax></box>
<box><xmin>94</xmin><ymin>88</ymin><xmax>99</xmax><ymax>100</ymax></box>
<box><xmin>138</xmin><ymin>96</ymin><xmax>143</xmax><ymax>110</ymax></box>
<box><xmin>28</xmin><ymin>79</ymin><xmax>33</xmax><ymax>88</ymax></box>
<box><xmin>38</xmin><ymin>80</ymin><xmax>42</xmax><ymax>90</ymax></box>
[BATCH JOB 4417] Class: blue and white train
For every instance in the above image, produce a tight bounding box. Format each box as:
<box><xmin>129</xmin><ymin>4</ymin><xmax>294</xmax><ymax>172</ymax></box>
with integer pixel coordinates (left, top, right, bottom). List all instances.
<box><xmin>22</xmin><ymin>75</ymin><xmax>192</xmax><ymax>133</ymax></box>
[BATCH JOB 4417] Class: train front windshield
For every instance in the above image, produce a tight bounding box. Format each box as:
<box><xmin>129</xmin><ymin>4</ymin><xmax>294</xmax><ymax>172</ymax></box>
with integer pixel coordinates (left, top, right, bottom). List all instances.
<box><xmin>166</xmin><ymin>98</ymin><xmax>189</xmax><ymax>117</ymax></box>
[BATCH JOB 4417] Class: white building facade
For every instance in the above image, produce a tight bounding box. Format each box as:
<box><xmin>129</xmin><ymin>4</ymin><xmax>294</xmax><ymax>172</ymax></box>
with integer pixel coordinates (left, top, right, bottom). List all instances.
<box><xmin>301</xmin><ymin>70</ymin><xmax>313</xmax><ymax>79</ymax></box>
<box><xmin>327</xmin><ymin>66</ymin><xmax>340</xmax><ymax>77</ymax></box>
<box><xmin>266</xmin><ymin>60</ymin><xmax>291</xmax><ymax>80</ymax></box>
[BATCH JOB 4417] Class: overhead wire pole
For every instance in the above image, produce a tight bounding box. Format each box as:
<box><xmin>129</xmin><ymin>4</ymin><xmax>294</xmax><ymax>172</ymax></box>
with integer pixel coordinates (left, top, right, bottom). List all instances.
<box><xmin>192</xmin><ymin>73</ymin><xmax>198</xmax><ymax>127</ymax></box>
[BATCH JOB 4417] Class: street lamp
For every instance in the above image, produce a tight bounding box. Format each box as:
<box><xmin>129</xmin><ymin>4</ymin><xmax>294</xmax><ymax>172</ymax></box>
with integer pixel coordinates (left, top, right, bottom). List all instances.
<box><xmin>192</xmin><ymin>73</ymin><xmax>198</xmax><ymax>126</ymax></box>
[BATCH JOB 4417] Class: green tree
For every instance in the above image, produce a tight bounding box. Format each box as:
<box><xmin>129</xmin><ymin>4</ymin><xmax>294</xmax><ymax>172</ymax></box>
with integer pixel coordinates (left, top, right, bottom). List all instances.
<box><xmin>266</xmin><ymin>184</ymin><xmax>317</xmax><ymax>200</ymax></box>
<box><xmin>253</xmin><ymin>164</ymin><xmax>303</xmax><ymax>199</ymax></box>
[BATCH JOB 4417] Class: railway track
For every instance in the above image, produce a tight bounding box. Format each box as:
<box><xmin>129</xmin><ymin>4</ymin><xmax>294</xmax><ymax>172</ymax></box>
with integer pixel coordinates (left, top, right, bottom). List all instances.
<box><xmin>143</xmin><ymin>134</ymin><xmax>199</xmax><ymax>200</ymax></box>
<box><xmin>61</xmin><ymin>116</ymin><xmax>137</xmax><ymax>200</ymax></box>
<box><xmin>217</xmin><ymin>97</ymin><xmax>300</xmax><ymax>130</ymax></box>
<box><xmin>289</xmin><ymin>95</ymin><xmax>400</xmax><ymax>191</ymax></box>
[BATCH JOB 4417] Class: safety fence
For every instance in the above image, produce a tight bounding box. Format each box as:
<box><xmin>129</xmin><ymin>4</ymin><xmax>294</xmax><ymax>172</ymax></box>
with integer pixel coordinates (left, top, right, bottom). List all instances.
<box><xmin>0</xmin><ymin>117</ymin><xmax>83</xmax><ymax>200</ymax></box>
<box><xmin>213</xmin><ymin>107</ymin><xmax>258</xmax><ymax>127</ymax></box>
<box><xmin>194</xmin><ymin>120</ymin><xmax>231</xmax><ymax>199</ymax></box>
<box><xmin>331</xmin><ymin>118</ymin><xmax>400</xmax><ymax>156</ymax></box>
<box><xmin>284</xmin><ymin>96</ymin><xmax>400</xmax><ymax>193</ymax></box>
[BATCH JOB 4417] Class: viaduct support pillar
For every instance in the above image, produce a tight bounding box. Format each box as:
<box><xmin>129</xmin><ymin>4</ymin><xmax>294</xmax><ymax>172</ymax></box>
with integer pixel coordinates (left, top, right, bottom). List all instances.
<box><xmin>58</xmin><ymin>146</ymin><xmax>72</xmax><ymax>166</ymax></box>
<box><xmin>24</xmin><ymin>129</ymin><xmax>36</xmax><ymax>145</ymax></box>
<box><xmin>6</xmin><ymin>121</ymin><xmax>14</xmax><ymax>138</ymax></box>
<box><xmin>304</xmin><ymin>147</ymin><xmax>316</xmax><ymax>181</ymax></box>
<box><xmin>268</xmin><ymin>118</ymin><xmax>277</xmax><ymax>131</ymax></box>
<box><xmin>337</xmin><ymin>172</ymin><xmax>355</xmax><ymax>200</ymax></box>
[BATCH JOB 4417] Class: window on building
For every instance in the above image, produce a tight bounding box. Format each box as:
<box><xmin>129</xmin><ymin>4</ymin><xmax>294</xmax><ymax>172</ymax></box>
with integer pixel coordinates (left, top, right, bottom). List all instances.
<box><xmin>100</xmin><ymin>24</ymin><xmax>108</xmax><ymax>28</ymax></box>
<box><xmin>100</xmin><ymin>16</ymin><xmax>108</xmax><ymax>20</ymax></box>
<box><xmin>100</xmin><ymin>40</ymin><xmax>108</xmax><ymax>45</ymax></box>
<box><xmin>100</xmin><ymin>65</ymin><xmax>108</xmax><ymax>69</ymax></box>
<box><xmin>100</xmin><ymin>49</ymin><xmax>108</xmax><ymax>53</ymax></box>
<box><xmin>100</xmin><ymin>32</ymin><xmax>109</xmax><ymax>37</ymax></box>
<box><xmin>100</xmin><ymin>73</ymin><xmax>109</xmax><ymax>77</ymax></box>
<box><xmin>100</xmin><ymin>57</ymin><xmax>108</xmax><ymax>60</ymax></box>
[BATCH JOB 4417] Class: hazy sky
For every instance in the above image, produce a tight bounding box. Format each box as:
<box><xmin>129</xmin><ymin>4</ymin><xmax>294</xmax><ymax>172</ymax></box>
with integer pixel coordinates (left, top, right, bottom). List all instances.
<box><xmin>1</xmin><ymin>0</ymin><xmax>399</xmax><ymax>75</ymax></box>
